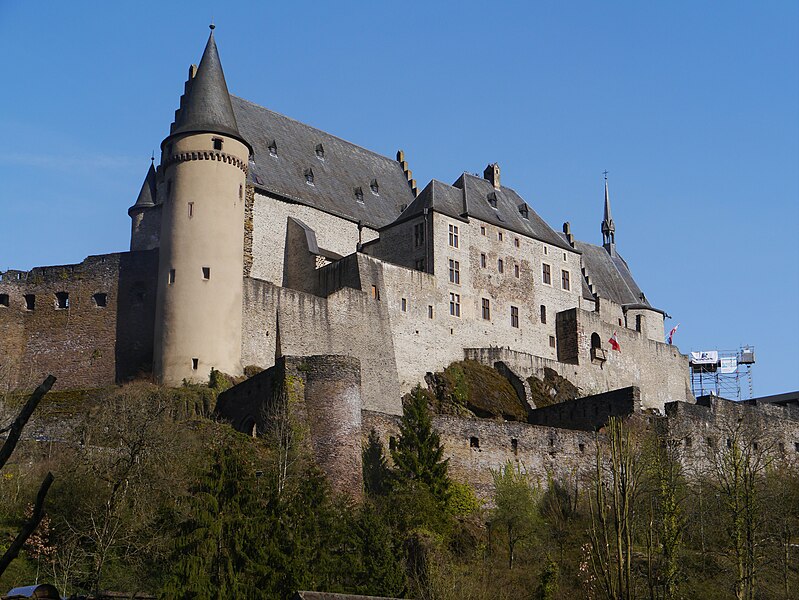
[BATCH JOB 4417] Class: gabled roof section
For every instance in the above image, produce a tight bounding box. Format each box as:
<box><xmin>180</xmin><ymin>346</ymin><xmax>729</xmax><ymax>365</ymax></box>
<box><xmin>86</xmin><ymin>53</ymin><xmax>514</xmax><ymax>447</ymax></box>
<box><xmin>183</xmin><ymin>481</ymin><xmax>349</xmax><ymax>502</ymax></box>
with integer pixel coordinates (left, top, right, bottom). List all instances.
<box><xmin>572</xmin><ymin>238</ymin><xmax>656</xmax><ymax>309</ymax></box>
<box><xmin>233</xmin><ymin>97</ymin><xmax>414</xmax><ymax>229</ymax></box>
<box><xmin>169</xmin><ymin>27</ymin><xmax>245</xmax><ymax>145</ymax></box>
<box><xmin>128</xmin><ymin>162</ymin><xmax>157</xmax><ymax>215</ymax></box>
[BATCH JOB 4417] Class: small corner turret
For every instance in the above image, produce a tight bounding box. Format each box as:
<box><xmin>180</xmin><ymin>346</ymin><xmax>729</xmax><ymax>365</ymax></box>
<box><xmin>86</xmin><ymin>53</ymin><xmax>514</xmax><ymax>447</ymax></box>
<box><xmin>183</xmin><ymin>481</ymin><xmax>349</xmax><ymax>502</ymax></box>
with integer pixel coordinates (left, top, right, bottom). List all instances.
<box><xmin>128</xmin><ymin>160</ymin><xmax>160</xmax><ymax>251</ymax></box>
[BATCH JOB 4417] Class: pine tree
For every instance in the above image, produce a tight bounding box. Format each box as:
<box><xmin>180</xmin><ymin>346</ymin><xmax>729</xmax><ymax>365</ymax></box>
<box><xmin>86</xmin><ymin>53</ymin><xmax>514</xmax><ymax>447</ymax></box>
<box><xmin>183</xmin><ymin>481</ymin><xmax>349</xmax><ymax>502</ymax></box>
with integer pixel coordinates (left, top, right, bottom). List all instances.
<box><xmin>391</xmin><ymin>387</ymin><xmax>450</xmax><ymax>503</ymax></box>
<box><xmin>161</xmin><ymin>445</ymin><xmax>260</xmax><ymax>599</ymax></box>
<box><xmin>362</xmin><ymin>429</ymin><xmax>390</xmax><ymax>498</ymax></box>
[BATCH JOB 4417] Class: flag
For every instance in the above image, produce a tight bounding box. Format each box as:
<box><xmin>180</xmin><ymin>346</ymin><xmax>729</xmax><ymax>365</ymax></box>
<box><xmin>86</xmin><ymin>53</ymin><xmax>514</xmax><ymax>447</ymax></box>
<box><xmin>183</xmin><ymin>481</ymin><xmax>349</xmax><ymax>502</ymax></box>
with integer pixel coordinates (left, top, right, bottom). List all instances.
<box><xmin>667</xmin><ymin>323</ymin><xmax>680</xmax><ymax>345</ymax></box>
<box><xmin>608</xmin><ymin>331</ymin><xmax>621</xmax><ymax>352</ymax></box>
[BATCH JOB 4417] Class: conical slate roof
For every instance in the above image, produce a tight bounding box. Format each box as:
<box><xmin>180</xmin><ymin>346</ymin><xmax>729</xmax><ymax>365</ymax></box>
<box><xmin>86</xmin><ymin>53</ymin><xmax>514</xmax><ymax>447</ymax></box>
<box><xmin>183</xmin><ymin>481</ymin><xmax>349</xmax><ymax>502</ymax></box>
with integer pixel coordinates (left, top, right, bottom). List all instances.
<box><xmin>128</xmin><ymin>161</ymin><xmax>157</xmax><ymax>215</ymax></box>
<box><xmin>170</xmin><ymin>27</ymin><xmax>245</xmax><ymax>143</ymax></box>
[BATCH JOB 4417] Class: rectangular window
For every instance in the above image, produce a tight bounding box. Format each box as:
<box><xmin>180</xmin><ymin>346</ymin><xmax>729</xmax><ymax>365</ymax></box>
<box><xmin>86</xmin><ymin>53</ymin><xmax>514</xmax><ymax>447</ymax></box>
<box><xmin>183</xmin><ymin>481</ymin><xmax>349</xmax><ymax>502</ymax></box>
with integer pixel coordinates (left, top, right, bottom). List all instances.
<box><xmin>480</xmin><ymin>225</ymin><xmax>486</xmax><ymax>236</ymax></box>
<box><xmin>428</xmin><ymin>305</ymin><xmax>434</xmax><ymax>319</ymax></box>
<box><xmin>480</xmin><ymin>253</ymin><xmax>486</xmax><ymax>268</ymax></box>
<box><xmin>202</xmin><ymin>267</ymin><xmax>211</xmax><ymax>280</ymax></box>
<box><xmin>24</xmin><ymin>294</ymin><xmax>35</xmax><ymax>311</ymax></box>
<box><xmin>511</xmin><ymin>306</ymin><xmax>519</xmax><ymax>328</ymax></box>
<box><xmin>449</xmin><ymin>293</ymin><xmax>460</xmax><ymax>317</ymax></box>
<box><xmin>415</xmin><ymin>258</ymin><xmax>425</xmax><ymax>271</ymax></box>
<box><xmin>212</xmin><ymin>137</ymin><xmax>223</xmax><ymax>151</ymax></box>
<box><xmin>542</xmin><ymin>263</ymin><xmax>551</xmax><ymax>285</ymax></box>
<box><xmin>449</xmin><ymin>259</ymin><xmax>460</xmax><ymax>284</ymax></box>
<box><xmin>543</xmin><ymin>245</ymin><xmax>548</xmax><ymax>255</ymax></box>
<box><xmin>192</xmin><ymin>358</ymin><xmax>199</xmax><ymax>370</ymax></box>
<box><xmin>563</xmin><ymin>252</ymin><xmax>567</xmax><ymax>261</ymax></box>
<box><xmin>497</xmin><ymin>258</ymin><xmax>504</xmax><ymax>273</ymax></box>
<box><xmin>498</xmin><ymin>231</ymin><xmax>503</xmax><ymax>241</ymax></box>
<box><xmin>401</xmin><ymin>298</ymin><xmax>407</xmax><ymax>312</ymax></box>
<box><xmin>0</xmin><ymin>293</ymin><xmax>8</xmax><ymax>307</ymax></box>
<box><xmin>514</xmin><ymin>264</ymin><xmax>520</xmax><ymax>278</ymax></box>
<box><xmin>414</xmin><ymin>222</ymin><xmax>425</xmax><ymax>247</ymax></box>
<box><xmin>514</xmin><ymin>237</ymin><xmax>520</xmax><ymax>248</ymax></box>
<box><xmin>92</xmin><ymin>293</ymin><xmax>107</xmax><ymax>307</ymax></box>
<box><xmin>168</xmin><ymin>269</ymin><xmax>176</xmax><ymax>284</ymax></box>
<box><xmin>188</xmin><ymin>202</ymin><xmax>194</xmax><ymax>218</ymax></box>
<box><xmin>635</xmin><ymin>315</ymin><xmax>642</xmax><ymax>332</ymax></box>
<box><xmin>561</xmin><ymin>269</ymin><xmax>570</xmax><ymax>290</ymax></box>
<box><xmin>540</xmin><ymin>305</ymin><xmax>547</xmax><ymax>324</ymax></box>
<box><xmin>448</xmin><ymin>224</ymin><xmax>459</xmax><ymax>248</ymax></box>
<box><xmin>481</xmin><ymin>298</ymin><xmax>491</xmax><ymax>320</ymax></box>
<box><xmin>549</xmin><ymin>335</ymin><xmax>556</xmax><ymax>348</ymax></box>
<box><xmin>371</xmin><ymin>285</ymin><xmax>380</xmax><ymax>300</ymax></box>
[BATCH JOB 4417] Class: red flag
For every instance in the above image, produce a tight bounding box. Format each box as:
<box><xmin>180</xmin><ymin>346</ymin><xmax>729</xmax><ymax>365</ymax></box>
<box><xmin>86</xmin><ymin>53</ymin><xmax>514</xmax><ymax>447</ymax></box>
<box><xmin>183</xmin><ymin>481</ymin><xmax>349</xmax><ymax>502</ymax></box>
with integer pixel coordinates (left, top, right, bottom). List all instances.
<box><xmin>667</xmin><ymin>323</ymin><xmax>680</xmax><ymax>345</ymax></box>
<box><xmin>608</xmin><ymin>331</ymin><xmax>621</xmax><ymax>352</ymax></box>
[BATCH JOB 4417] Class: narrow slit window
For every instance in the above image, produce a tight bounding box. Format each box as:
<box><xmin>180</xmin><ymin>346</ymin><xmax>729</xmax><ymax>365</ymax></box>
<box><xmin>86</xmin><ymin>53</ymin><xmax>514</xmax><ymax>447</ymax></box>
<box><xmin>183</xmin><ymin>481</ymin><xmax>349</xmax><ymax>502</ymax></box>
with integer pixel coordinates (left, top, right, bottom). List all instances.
<box><xmin>188</xmin><ymin>202</ymin><xmax>194</xmax><ymax>218</ymax></box>
<box><xmin>428</xmin><ymin>305</ymin><xmax>434</xmax><ymax>319</ymax></box>
<box><xmin>212</xmin><ymin>137</ymin><xmax>223</xmax><ymax>151</ymax></box>
<box><xmin>480</xmin><ymin>253</ymin><xmax>486</xmax><ymax>268</ymax></box>
<box><xmin>514</xmin><ymin>264</ymin><xmax>520</xmax><ymax>278</ymax></box>
<box><xmin>540</xmin><ymin>305</ymin><xmax>547</xmax><ymax>324</ymax></box>
<box><xmin>371</xmin><ymin>285</ymin><xmax>380</xmax><ymax>300</ymax></box>
<box><xmin>498</xmin><ymin>258</ymin><xmax>504</xmax><ymax>273</ymax></box>
<box><xmin>498</xmin><ymin>231</ymin><xmax>503</xmax><ymax>241</ymax></box>
<box><xmin>401</xmin><ymin>298</ymin><xmax>407</xmax><ymax>312</ymax></box>
<box><xmin>511</xmin><ymin>438</ymin><xmax>518</xmax><ymax>454</ymax></box>
<box><xmin>93</xmin><ymin>293</ymin><xmax>108</xmax><ymax>307</ymax></box>
<box><xmin>191</xmin><ymin>358</ymin><xmax>199</xmax><ymax>370</ymax></box>
<box><xmin>480</xmin><ymin>225</ymin><xmax>486</xmax><ymax>236</ymax></box>
<box><xmin>55</xmin><ymin>291</ymin><xmax>69</xmax><ymax>309</ymax></box>
<box><xmin>168</xmin><ymin>269</ymin><xmax>176</xmax><ymax>284</ymax></box>
<box><xmin>202</xmin><ymin>267</ymin><xmax>211</xmax><ymax>280</ymax></box>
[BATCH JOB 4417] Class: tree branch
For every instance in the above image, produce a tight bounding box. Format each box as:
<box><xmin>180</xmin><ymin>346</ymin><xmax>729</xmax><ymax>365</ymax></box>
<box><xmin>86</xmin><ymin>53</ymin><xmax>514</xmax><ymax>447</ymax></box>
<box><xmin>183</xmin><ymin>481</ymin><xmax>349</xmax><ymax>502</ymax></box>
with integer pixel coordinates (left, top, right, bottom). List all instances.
<box><xmin>0</xmin><ymin>471</ymin><xmax>55</xmax><ymax>576</ymax></box>
<box><xmin>0</xmin><ymin>375</ymin><xmax>56</xmax><ymax>471</ymax></box>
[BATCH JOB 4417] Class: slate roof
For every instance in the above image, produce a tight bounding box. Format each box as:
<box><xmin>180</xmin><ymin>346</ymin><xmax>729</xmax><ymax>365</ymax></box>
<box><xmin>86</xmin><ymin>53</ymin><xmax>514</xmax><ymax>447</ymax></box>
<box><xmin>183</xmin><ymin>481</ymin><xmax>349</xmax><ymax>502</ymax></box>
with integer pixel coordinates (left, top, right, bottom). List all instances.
<box><xmin>169</xmin><ymin>28</ymin><xmax>246</xmax><ymax>145</ymax></box>
<box><xmin>232</xmin><ymin>97</ymin><xmax>414</xmax><ymax>230</ymax></box>
<box><xmin>128</xmin><ymin>162</ymin><xmax>156</xmax><ymax>215</ymax></box>
<box><xmin>557</xmin><ymin>232</ymin><xmax>659</xmax><ymax>310</ymax></box>
<box><xmin>398</xmin><ymin>174</ymin><xmax>573</xmax><ymax>252</ymax></box>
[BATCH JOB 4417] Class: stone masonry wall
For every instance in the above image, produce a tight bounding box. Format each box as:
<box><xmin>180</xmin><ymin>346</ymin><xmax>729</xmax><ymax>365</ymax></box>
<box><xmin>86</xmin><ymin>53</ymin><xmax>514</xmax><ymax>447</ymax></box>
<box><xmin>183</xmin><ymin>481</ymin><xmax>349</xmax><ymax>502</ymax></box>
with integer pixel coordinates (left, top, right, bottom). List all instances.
<box><xmin>0</xmin><ymin>251</ymin><xmax>158</xmax><ymax>391</ymax></box>
<box><xmin>527</xmin><ymin>386</ymin><xmax>640</xmax><ymax>430</ymax></box>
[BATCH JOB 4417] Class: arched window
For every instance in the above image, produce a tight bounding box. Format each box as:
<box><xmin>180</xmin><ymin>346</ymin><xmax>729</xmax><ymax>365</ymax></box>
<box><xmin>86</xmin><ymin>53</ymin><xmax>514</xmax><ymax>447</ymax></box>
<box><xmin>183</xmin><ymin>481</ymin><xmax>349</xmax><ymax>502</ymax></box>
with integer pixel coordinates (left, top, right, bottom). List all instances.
<box><xmin>591</xmin><ymin>332</ymin><xmax>601</xmax><ymax>350</ymax></box>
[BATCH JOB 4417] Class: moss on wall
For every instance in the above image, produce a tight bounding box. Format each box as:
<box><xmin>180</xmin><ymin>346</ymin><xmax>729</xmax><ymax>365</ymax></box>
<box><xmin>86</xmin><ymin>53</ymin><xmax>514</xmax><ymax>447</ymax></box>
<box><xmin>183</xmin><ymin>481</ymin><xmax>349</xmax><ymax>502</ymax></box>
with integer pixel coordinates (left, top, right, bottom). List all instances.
<box><xmin>527</xmin><ymin>367</ymin><xmax>580</xmax><ymax>408</ymax></box>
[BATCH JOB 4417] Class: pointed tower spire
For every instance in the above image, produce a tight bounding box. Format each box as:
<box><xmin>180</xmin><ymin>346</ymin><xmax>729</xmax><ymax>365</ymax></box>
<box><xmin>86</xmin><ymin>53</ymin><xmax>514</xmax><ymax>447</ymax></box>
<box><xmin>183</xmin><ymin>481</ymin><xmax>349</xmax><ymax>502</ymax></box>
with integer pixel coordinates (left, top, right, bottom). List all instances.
<box><xmin>168</xmin><ymin>25</ymin><xmax>248</xmax><ymax>148</ymax></box>
<box><xmin>601</xmin><ymin>171</ymin><xmax>616</xmax><ymax>253</ymax></box>
<box><xmin>128</xmin><ymin>161</ymin><xmax>157</xmax><ymax>216</ymax></box>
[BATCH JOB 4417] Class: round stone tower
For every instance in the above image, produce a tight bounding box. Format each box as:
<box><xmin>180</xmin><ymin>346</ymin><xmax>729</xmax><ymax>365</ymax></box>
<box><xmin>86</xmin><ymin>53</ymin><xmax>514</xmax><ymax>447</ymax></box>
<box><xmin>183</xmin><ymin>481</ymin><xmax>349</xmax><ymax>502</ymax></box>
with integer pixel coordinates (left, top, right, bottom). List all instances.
<box><xmin>154</xmin><ymin>26</ymin><xmax>252</xmax><ymax>385</ymax></box>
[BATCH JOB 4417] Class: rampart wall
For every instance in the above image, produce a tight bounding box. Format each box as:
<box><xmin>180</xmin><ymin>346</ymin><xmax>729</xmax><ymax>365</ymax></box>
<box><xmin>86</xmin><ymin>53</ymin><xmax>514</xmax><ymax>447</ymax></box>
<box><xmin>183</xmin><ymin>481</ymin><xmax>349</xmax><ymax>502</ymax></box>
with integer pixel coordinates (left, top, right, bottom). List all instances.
<box><xmin>0</xmin><ymin>251</ymin><xmax>158</xmax><ymax>390</ymax></box>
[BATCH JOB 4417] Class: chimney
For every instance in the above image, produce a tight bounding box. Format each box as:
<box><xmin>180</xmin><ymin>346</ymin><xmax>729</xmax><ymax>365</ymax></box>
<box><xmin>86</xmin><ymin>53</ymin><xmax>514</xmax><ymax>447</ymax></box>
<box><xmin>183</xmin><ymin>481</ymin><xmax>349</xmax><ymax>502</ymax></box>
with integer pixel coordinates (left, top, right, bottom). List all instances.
<box><xmin>483</xmin><ymin>163</ymin><xmax>500</xmax><ymax>189</ymax></box>
<box><xmin>562</xmin><ymin>222</ymin><xmax>575</xmax><ymax>247</ymax></box>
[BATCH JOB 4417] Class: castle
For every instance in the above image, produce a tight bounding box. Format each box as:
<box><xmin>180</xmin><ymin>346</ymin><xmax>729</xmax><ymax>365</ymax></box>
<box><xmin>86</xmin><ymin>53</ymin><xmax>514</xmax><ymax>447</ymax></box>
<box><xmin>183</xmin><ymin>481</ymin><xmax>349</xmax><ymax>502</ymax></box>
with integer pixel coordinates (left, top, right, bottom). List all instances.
<box><xmin>0</xmin><ymin>27</ymin><xmax>690</xmax><ymax>415</ymax></box>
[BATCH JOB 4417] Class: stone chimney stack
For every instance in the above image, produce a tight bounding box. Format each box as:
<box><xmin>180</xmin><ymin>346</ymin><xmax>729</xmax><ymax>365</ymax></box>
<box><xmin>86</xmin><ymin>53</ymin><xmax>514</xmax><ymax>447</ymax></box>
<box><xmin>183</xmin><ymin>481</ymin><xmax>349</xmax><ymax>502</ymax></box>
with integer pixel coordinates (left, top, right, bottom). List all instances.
<box><xmin>483</xmin><ymin>163</ymin><xmax>500</xmax><ymax>189</ymax></box>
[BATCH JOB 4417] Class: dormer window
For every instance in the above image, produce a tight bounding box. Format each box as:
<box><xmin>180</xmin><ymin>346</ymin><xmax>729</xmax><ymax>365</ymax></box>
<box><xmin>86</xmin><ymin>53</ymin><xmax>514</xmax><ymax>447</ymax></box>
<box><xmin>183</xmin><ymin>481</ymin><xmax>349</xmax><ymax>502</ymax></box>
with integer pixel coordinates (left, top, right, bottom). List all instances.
<box><xmin>487</xmin><ymin>191</ymin><xmax>498</xmax><ymax>209</ymax></box>
<box><xmin>315</xmin><ymin>143</ymin><xmax>325</xmax><ymax>160</ymax></box>
<box><xmin>212</xmin><ymin>137</ymin><xmax>223</xmax><ymax>151</ymax></box>
<box><xmin>354</xmin><ymin>187</ymin><xmax>364</xmax><ymax>203</ymax></box>
<box><xmin>268</xmin><ymin>140</ymin><xmax>278</xmax><ymax>157</ymax></box>
<box><xmin>304</xmin><ymin>168</ymin><xmax>315</xmax><ymax>185</ymax></box>
<box><xmin>518</xmin><ymin>203</ymin><xmax>529</xmax><ymax>219</ymax></box>
<box><xmin>370</xmin><ymin>179</ymin><xmax>379</xmax><ymax>195</ymax></box>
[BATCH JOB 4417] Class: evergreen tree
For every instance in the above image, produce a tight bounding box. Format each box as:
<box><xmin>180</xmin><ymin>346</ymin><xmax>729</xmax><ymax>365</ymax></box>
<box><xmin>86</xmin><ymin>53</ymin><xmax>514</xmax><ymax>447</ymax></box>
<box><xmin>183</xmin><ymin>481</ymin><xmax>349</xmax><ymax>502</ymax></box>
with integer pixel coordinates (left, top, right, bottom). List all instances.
<box><xmin>362</xmin><ymin>429</ymin><xmax>390</xmax><ymax>498</ymax></box>
<box><xmin>161</xmin><ymin>445</ymin><xmax>261</xmax><ymax>599</ymax></box>
<box><xmin>351</xmin><ymin>503</ymin><xmax>407</xmax><ymax>596</ymax></box>
<box><xmin>391</xmin><ymin>386</ymin><xmax>450</xmax><ymax>503</ymax></box>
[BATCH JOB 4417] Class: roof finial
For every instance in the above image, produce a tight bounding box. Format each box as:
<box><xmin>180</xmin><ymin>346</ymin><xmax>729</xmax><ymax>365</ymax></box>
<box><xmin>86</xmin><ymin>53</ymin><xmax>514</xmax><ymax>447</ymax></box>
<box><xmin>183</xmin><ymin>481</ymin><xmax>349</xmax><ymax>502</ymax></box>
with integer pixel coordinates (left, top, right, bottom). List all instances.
<box><xmin>603</xmin><ymin>169</ymin><xmax>608</xmax><ymax>181</ymax></box>
<box><xmin>601</xmin><ymin>171</ymin><xmax>616</xmax><ymax>253</ymax></box>
<box><xmin>150</xmin><ymin>150</ymin><xmax>155</xmax><ymax>163</ymax></box>
<box><xmin>209</xmin><ymin>20</ymin><xmax>215</xmax><ymax>31</ymax></box>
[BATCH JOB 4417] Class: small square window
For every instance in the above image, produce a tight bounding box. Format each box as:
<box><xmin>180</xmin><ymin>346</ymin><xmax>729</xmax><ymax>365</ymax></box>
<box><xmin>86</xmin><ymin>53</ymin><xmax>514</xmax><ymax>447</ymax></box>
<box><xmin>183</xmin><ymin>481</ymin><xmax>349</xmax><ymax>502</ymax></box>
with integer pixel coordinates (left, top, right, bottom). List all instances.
<box><xmin>549</xmin><ymin>335</ymin><xmax>556</xmax><ymax>348</ymax></box>
<box><xmin>202</xmin><ymin>267</ymin><xmax>211</xmax><ymax>280</ymax></box>
<box><xmin>401</xmin><ymin>298</ymin><xmax>407</xmax><ymax>312</ymax></box>
<box><xmin>0</xmin><ymin>294</ymin><xmax>8</xmax><ymax>307</ymax></box>
<box><xmin>212</xmin><ymin>137</ymin><xmax>223</xmax><ymax>151</ymax></box>
<box><xmin>192</xmin><ymin>358</ymin><xmax>199</xmax><ymax>370</ymax></box>
<box><xmin>168</xmin><ymin>269</ymin><xmax>176</xmax><ymax>284</ymax></box>
<box><xmin>93</xmin><ymin>293</ymin><xmax>108</xmax><ymax>307</ymax></box>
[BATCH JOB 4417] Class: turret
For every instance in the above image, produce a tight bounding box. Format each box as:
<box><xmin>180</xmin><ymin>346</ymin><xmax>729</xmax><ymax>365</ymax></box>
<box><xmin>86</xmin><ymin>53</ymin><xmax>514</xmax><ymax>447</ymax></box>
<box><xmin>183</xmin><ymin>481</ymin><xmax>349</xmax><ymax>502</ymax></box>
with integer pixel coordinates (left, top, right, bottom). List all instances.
<box><xmin>153</xmin><ymin>25</ymin><xmax>252</xmax><ymax>385</ymax></box>
<box><xmin>128</xmin><ymin>159</ymin><xmax>160</xmax><ymax>251</ymax></box>
<box><xmin>601</xmin><ymin>172</ymin><xmax>616</xmax><ymax>255</ymax></box>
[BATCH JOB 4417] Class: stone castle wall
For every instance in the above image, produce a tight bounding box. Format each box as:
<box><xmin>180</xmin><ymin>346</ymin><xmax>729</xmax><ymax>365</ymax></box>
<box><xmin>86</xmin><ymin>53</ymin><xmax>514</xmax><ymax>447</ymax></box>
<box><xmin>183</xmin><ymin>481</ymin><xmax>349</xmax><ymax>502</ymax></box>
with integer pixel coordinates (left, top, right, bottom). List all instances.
<box><xmin>0</xmin><ymin>251</ymin><xmax>158</xmax><ymax>390</ymax></box>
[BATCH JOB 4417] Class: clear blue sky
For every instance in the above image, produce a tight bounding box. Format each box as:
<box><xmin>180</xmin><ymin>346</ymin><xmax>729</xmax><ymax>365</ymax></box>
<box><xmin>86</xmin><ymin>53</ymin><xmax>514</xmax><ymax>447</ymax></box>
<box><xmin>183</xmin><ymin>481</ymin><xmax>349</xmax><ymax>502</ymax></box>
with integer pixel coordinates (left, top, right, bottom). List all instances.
<box><xmin>1</xmin><ymin>2</ymin><xmax>797</xmax><ymax>396</ymax></box>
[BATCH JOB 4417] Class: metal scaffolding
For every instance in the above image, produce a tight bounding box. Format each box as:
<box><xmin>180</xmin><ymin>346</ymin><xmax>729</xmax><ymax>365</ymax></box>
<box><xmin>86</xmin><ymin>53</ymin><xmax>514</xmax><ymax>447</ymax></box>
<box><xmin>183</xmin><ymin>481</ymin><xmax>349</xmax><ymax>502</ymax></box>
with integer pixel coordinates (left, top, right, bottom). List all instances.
<box><xmin>689</xmin><ymin>346</ymin><xmax>755</xmax><ymax>400</ymax></box>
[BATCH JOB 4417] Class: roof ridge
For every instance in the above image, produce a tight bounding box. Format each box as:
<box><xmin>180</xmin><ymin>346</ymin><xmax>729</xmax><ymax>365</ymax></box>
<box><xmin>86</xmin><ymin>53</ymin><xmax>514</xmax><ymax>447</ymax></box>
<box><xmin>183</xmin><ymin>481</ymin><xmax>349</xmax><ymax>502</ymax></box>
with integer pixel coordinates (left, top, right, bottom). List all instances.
<box><xmin>231</xmin><ymin>95</ymin><xmax>405</xmax><ymax>169</ymax></box>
